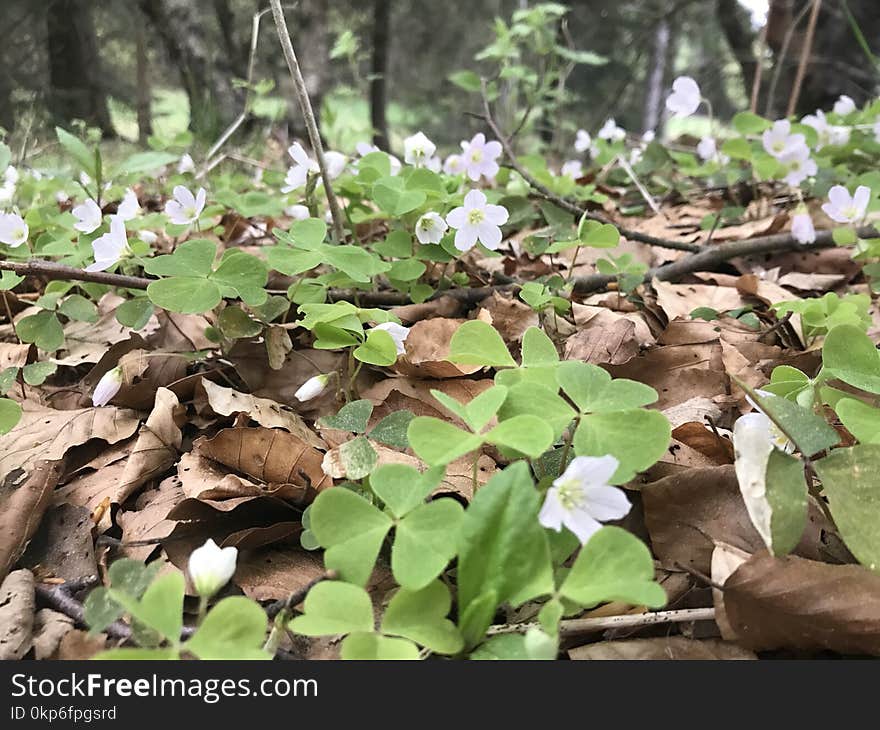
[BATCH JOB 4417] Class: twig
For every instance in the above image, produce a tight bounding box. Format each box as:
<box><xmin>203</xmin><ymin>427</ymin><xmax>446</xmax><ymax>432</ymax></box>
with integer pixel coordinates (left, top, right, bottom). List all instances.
<box><xmin>0</xmin><ymin>259</ymin><xmax>152</xmax><ymax>289</ymax></box>
<box><xmin>35</xmin><ymin>577</ymin><xmax>132</xmax><ymax>641</ymax></box>
<box><xmin>616</xmin><ymin>154</ymin><xmax>664</xmax><ymax>218</ymax></box>
<box><xmin>478</xmin><ymin>80</ymin><xmax>699</xmax><ymax>254</ymax></box>
<box><xmin>269</xmin><ymin>0</ymin><xmax>346</xmax><ymax>242</ymax></box>
<box><xmin>786</xmin><ymin>0</ymin><xmax>823</xmax><ymax>118</ymax></box>
<box><xmin>265</xmin><ymin>571</ymin><xmax>337</xmax><ymax>619</ymax></box>
<box><xmin>487</xmin><ymin>607</ymin><xmax>716</xmax><ymax>637</ymax></box>
<box><xmin>749</xmin><ymin>18</ymin><xmax>769</xmax><ymax>113</ymax></box>
<box><xmin>758</xmin><ymin>310</ymin><xmax>793</xmax><ymax>342</ymax></box>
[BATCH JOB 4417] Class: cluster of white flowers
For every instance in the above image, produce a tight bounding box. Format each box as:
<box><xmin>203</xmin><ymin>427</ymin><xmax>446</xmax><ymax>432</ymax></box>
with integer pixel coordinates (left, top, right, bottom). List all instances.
<box><xmin>762</xmin><ymin>119</ymin><xmax>817</xmax><ymax>187</ymax></box>
<box><xmin>282</xmin><ymin>142</ymin><xmax>346</xmax><ymax>193</ymax></box>
<box><xmin>0</xmin><ymin>165</ymin><xmax>18</xmax><ymax>203</ymax></box>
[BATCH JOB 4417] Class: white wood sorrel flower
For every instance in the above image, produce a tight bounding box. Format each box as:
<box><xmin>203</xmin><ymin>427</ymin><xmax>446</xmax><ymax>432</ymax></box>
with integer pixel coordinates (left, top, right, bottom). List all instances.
<box><xmin>188</xmin><ymin>538</ymin><xmax>238</xmax><ymax>598</ymax></box>
<box><xmin>445</xmin><ymin>189</ymin><xmax>509</xmax><ymax>252</ymax></box>
<box><xmin>295</xmin><ymin>373</ymin><xmax>331</xmax><ymax>402</ymax></box>
<box><xmin>791</xmin><ymin>211</ymin><xmax>816</xmax><ymax>244</ymax></box>
<box><xmin>72</xmin><ymin>198</ymin><xmax>103</xmax><ymax>234</ymax></box>
<box><xmin>372</xmin><ymin>322</ymin><xmax>410</xmax><ymax>356</ymax></box>
<box><xmin>461</xmin><ymin>133</ymin><xmax>502</xmax><ymax>182</ymax></box>
<box><xmin>597</xmin><ymin>118</ymin><xmax>626</xmax><ymax>143</ymax></box>
<box><xmin>574</xmin><ymin>129</ymin><xmax>592</xmax><ymax>154</ymax></box>
<box><xmin>822</xmin><ymin>184</ymin><xmax>870</xmax><ymax>224</ymax></box>
<box><xmin>0</xmin><ymin>212</ymin><xmax>28</xmax><ymax>247</ymax></box>
<box><xmin>92</xmin><ymin>366</ymin><xmax>123</xmax><ymax>406</ymax></box>
<box><xmin>86</xmin><ymin>215</ymin><xmax>129</xmax><ymax>272</ymax></box>
<box><xmin>116</xmin><ymin>188</ymin><xmax>141</xmax><ymax>221</ymax></box>
<box><xmin>165</xmin><ymin>185</ymin><xmax>206</xmax><ymax>225</ymax></box>
<box><xmin>415</xmin><ymin>211</ymin><xmax>448</xmax><ymax>244</ymax></box>
<box><xmin>539</xmin><ymin>455</ymin><xmax>631</xmax><ymax>545</ymax></box>
<box><xmin>403</xmin><ymin>131</ymin><xmax>436</xmax><ymax>168</ymax></box>
<box><xmin>762</xmin><ymin>119</ymin><xmax>807</xmax><ymax>160</ymax></box>
<box><xmin>665</xmin><ymin>75</ymin><xmax>701</xmax><ymax>117</ymax></box>
<box><xmin>282</xmin><ymin>142</ymin><xmax>319</xmax><ymax>193</ymax></box>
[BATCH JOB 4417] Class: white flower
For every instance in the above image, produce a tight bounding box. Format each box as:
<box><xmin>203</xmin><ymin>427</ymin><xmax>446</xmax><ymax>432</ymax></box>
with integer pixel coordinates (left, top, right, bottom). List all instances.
<box><xmin>285</xmin><ymin>204</ymin><xmax>310</xmax><ymax>220</ymax></box>
<box><xmin>404</xmin><ymin>132</ymin><xmax>437</xmax><ymax>168</ymax></box>
<box><xmin>443</xmin><ymin>154</ymin><xmax>465</xmax><ymax>175</ymax></box>
<box><xmin>822</xmin><ymin>184</ymin><xmax>870</xmax><ymax>224</ymax></box>
<box><xmin>116</xmin><ymin>188</ymin><xmax>140</xmax><ymax>221</ymax></box>
<box><xmin>461</xmin><ymin>133</ymin><xmax>502</xmax><ymax>182</ymax></box>
<box><xmin>874</xmin><ymin>118</ymin><xmax>880</xmax><ymax>144</ymax></box>
<box><xmin>4</xmin><ymin>166</ymin><xmax>18</xmax><ymax>186</ymax></box>
<box><xmin>177</xmin><ymin>153</ymin><xmax>195</xmax><ymax>174</ymax></box>
<box><xmin>445</xmin><ymin>189</ymin><xmax>509</xmax><ymax>252</ymax></box>
<box><xmin>791</xmin><ymin>211</ymin><xmax>816</xmax><ymax>244</ymax></box>
<box><xmin>282</xmin><ymin>142</ymin><xmax>319</xmax><ymax>193</ymax></box>
<box><xmin>598</xmin><ymin>118</ymin><xmax>626</xmax><ymax>143</ymax></box>
<box><xmin>79</xmin><ymin>171</ymin><xmax>92</xmax><ymax>187</ymax></box>
<box><xmin>294</xmin><ymin>373</ymin><xmax>331</xmax><ymax>402</ymax></box>
<box><xmin>779</xmin><ymin>149</ymin><xmax>817</xmax><ymax>187</ymax></box>
<box><xmin>560</xmin><ymin>160</ymin><xmax>583</xmax><ymax>180</ymax></box>
<box><xmin>801</xmin><ymin>109</ymin><xmax>849</xmax><ymax>149</ymax></box>
<box><xmin>733</xmin><ymin>408</ymin><xmax>791</xmax><ymax>550</ymax></box>
<box><xmin>324</xmin><ymin>150</ymin><xmax>347</xmax><ymax>180</ymax></box>
<box><xmin>92</xmin><ymin>366</ymin><xmax>123</xmax><ymax>406</ymax></box>
<box><xmin>575</xmin><ymin>129</ymin><xmax>592</xmax><ymax>153</ymax></box>
<box><xmin>833</xmin><ymin>95</ymin><xmax>857</xmax><ymax>115</ymax></box>
<box><xmin>86</xmin><ymin>215</ymin><xmax>129</xmax><ymax>272</ymax></box>
<box><xmin>538</xmin><ymin>455</ymin><xmax>630</xmax><ymax>544</ymax></box>
<box><xmin>424</xmin><ymin>156</ymin><xmax>442</xmax><ymax>173</ymax></box>
<box><xmin>762</xmin><ymin>120</ymin><xmax>807</xmax><ymax>159</ymax></box>
<box><xmin>665</xmin><ymin>76</ymin><xmax>701</xmax><ymax>117</ymax></box>
<box><xmin>0</xmin><ymin>212</ymin><xmax>28</xmax><ymax>247</ymax></box>
<box><xmin>628</xmin><ymin>147</ymin><xmax>644</xmax><ymax>166</ymax></box>
<box><xmin>138</xmin><ymin>230</ymin><xmax>158</xmax><ymax>245</ymax></box>
<box><xmin>165</xmin><ymin>185</ymin><xmax>206</xmax><ymax>225</ymax></box>
<box><xmin>72</xmin><ymin>198</ymin><xmax>103</xmax><ymax>234</ymax></box>
<box><xmin>642</xmin><ymin>130</ymin><xmax>656</xmax><ymax>144</ymax></box>
<box><xmin>415</xmin><ymin>211</ymin><xmax>448</xmax><ymax>244</ymax></box>
<box><xmin>697</xmin><ymin>136</ymin><xmax>717</xmax><ymax>161</ymax></box>
<box><xmin>188</xmin><ymin>538</ymin><xmax>238</xmax><ymax>598</ymax></box>
<box><xmin>372</xmin><ymin>322</ymin><xmax>410</xmax><ymax>356</ymax></box>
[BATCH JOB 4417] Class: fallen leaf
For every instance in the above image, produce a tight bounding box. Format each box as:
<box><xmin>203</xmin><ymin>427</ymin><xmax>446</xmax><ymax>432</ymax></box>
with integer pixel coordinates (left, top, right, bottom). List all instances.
<box><xmin>19</xmin><ymin>504</ymin><xmax>96</xmax><ymax>582</ymax></box>
<box><xmin>0</xmin><ymin>569</ymin><xmax>34</xmax><ymax>660</ymax></box>
<box><xmin>569</xmin><ymin>636</ymin><xmax>756</xmax><ymax>660</ymax></box>
<box><xmin>394</xmin><ymin>318</ymin><xmax>482</xmax><ymax>378</ymax></box>
<box><xmin>31</xmin><ymin>609</ymin><xmax>75</xmax><ymax>660</ymax></box>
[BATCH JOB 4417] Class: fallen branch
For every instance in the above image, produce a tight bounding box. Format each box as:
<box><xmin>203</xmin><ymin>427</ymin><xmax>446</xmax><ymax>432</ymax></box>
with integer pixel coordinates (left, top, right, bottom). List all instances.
<box><xmin>35</xmin><ymin>577</ymin><xmax>132</xmax><ymax>641</ymax></box>
<box><xmin>0</xmin><ymin>259</ymin><xmax>151</xmax><ymax>290</ymax></box>
<box><xmin>488</xmin><ymin>606</ymin><xmax>716</xmax><ymax>638</ymax></box>
<box><xmin>269</xmin><ymin>0</ymin><xmax>346</xmax><ymax>242</ymax></box>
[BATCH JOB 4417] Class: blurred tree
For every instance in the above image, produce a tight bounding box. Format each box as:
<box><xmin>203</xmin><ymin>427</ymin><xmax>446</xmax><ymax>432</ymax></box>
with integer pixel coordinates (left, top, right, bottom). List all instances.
<box><xmin>46</xmin><ymin>0</ymin><xmax>114</xmax><ymax>135</ymax></box>
<box><xmin>370</xmin><ymin>0</ymin><xmax>391</xmax><ymax>150</ymax></box>
<box><xmin>138</xmin><ymin>0</ymin><xmax>242</xmax><ymax>138</ymax></box>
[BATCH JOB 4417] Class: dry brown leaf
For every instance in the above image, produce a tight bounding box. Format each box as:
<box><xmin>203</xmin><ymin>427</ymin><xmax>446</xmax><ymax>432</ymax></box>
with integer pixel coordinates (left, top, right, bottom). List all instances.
<box><xmin>390</xmin><ymin>296</ymin><xmax>464</xmax><ymax>324</ymax></box>
<box><xmin>19</xmin><ymin>504</ymin><xmax>96</xmax><ymax>582</ymax></box>
<box><xmin>563</xmin><ymin>314</ymin><xmax>639</xmax><ymax>365</ymax></box>
<box><xmin>0</xmin><ymin>569</ymin><xmax>34</xmax><ymax>660</ymax></box>
<box><xmin>114</xmin><ymin>388</ymin><xmax>184</xmax><ymax>507</ymax></box>
<box><xmin>364</xmin><ymin>377</ymin><xmax>493</xmax><ymax>427</ymax></box>
<box><xmin>117</xmin><ymin>476</ymin><xmax>185</xmax><ymax>562</ymax></box>
<box><xmin>476</xmin><ymin>292</ymin><xmax>538</xmax><ymax>344</ymax></box>
<box><xmin>569</xmin><ymin>637</ymin><xmax>756</xmax><ymax>660</ymax></box>
<box><xmin>0</xmin><ymin>343</ymin><xmax>32</xmax><ymax>369</ymax></box>
<box><xmin>200</xmin><ymin>379</ymin><xmax>324</xmax><ymax>448</ymax></box>
<box><xmin>653</xmin><ymin>280</ymin><xmax>746</xmax><ymax>322</ymax></box>
<box><xmin>642</xmin><ymin>465</ymin><xmax>826</xmax><ymax>573</ymax></box>
<box><xmin>233</xmin><ymin>545</ymin><xmax>326</xmax><ymax>602</ymax></box>
<box><xmin>197</xmin><ymin>426</ymin><xmax>332</xmax><ymax>495</ymax></box>
<box><xmin>671</xmin><ymin>422</ymin><xmax>734</xmax><ymax>464</ymax></box>
<box><xmin>718</xmin><ymin>552</ymin><xmax>880</xmax><ymax>655</ymax></box>
<box><xmin>777</xmin><ymin>271</ymin><xmax>847</xmax><ymax>292</ymax></box>
<box><xmin>151</xmin><ymin>310</ymin><xmax>215</xmax><ymax>352</ymax></box>
<box><xmin>394</xmin><ymin>318</ymin><xmax>482</xmax><ymax>378</ymax></box>
<box><xmin>0</xmin><ymin>403</ymin><xmax>140</xmax><ymax>484</ymax></box>
<box><xmin>662</xmin><ymin>396</ymin><xmax>724</xmax><ymax>429</ymax></box>
<box><xmin>266</xmin><ymin>325</ymin><xmax>293</xmax><ymax>370</ymax></box>
<box><xmin>179</xmin><ymin>450</ymin><xmax>313</xmax><ymax>503</ymax></box>
<box><xmin>53</xmin><ymin>630</ymin><xmax>106</xmax><ymax>660</ymax></box>
<box><xmin>0</xmin><ymin>460</ymin><xmax>65</xmax><ymax>582</ymax></box>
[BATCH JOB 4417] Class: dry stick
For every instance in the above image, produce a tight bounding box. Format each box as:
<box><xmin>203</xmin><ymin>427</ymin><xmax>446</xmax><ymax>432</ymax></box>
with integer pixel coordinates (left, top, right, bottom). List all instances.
<box><xmin>0</xmin><ymin>259</ymin><xmax>151</xmax><ymax>289</ymax></box>
<box><xmin>477</xmin><ymin>80</ymin><xmax>700</xmax><ymax>254</ymax></box>
<box><xmin>749</xmin><ymin>19</ymin><xmax>770</xmax><ymax>113</ymax></box>
<box><xmin>269</xmin><ymin>0</ymin><xmax>346</xmax><ymax>242</ymax></box>
<box><xmin>35</xmin><ymin>578</ymin><xmax>133</xmax><ymax>641</ymax></box>
<box><xmin>487</xmin><ymin>607</ymin><xmax>717</xmax><ymax>638</ymax></box>
<box><xmin>764</xmin><ymin>1</ymin><xmax>813</xmax><ymax>118</ymax></box>
<box><xmin>786</xmin><ymin>0</ymin><xmax>823</xmax><ymax>118</ymax></box>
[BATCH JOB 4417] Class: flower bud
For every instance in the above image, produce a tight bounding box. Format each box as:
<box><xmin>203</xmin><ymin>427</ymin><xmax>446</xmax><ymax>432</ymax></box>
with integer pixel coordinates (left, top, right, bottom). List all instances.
<box><xmin>188</xmin><ymin>538</ymin><xmax>238</xmax><ymax>598</ymax></box>
<box><xmin>92</xmin><ymin>366</ymin><xmax>123</xmax><ymax>407</ymax></box>
<box><xmin>294</xmin><ymin>373</ymin><xmax>330</xmax><ymax>402</ymax></box>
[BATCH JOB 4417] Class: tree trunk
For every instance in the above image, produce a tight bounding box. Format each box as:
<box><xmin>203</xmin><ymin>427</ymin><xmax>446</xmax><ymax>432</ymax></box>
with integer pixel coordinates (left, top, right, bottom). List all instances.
<box><xmin>46</xmin><ymin>0</ymin><xmax>114</xmax><ymax>136</ymax></box>
<box><xmin>370</xmin><ymin>0</ymin><xmax>392</xmax><ymax>151</ymax></box>
<box><xmin>642</xmin><ymin>17</ymin><xmax>670</xmax><ymax>135</ymax></box>
<box><xmin>135</xmin><ymin>22</ymin><xmax>152</xmax><ymax>146</ymax></box>
<box><xmin>716</xmin><ymin>0</ymin><xmax>758</xmax><ymax>104</ymax></box>
<box><xmin>138</xmin><ymin>0</ymin><xmax>241</xmax><ymax>138</ymax></box>
<box><xmin>213</xmin><ymin>0</ymin><xmax>248</xmax><ymax>77</ymax></box>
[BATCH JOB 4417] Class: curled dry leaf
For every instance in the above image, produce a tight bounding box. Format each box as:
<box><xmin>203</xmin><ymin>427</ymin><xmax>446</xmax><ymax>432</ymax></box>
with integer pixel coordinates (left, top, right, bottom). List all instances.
<box><xmin>31</xmin><ymin>609</ymin><xmax>75</xmax><ymax>661</ymax></box>
<box><xmin>200</xmin><ymin>378</ymin><xmax>324</xmax><ymax>449</ymax></box>
<box><xmin>393</xmin><ymin>318</ymin><xmax>482</xmax><ymax>378</ymax></box>
<box><xmin>476</xmin><ymin>292</ymin><xmax>538</xmax><ymax>344</ymax></box>
<box><xmin>569</xmin><ymin>637</ymin><xmax>756</xmax><ymax>660</ymax></box>
<box><xmin>717</xmin><ymin>552</ymin><xmax>880</xmax><ymax>656</ymax></box>
<box><xmin>0</xmin><ymin>569</ymin><xmax>34</xmax><ymax>660</ymax></box>
<box><xmin>113</xmin><ymin>387</ymin><xmax>184</xmax><ymax>508</ymax></box>
<box><xmin>116</xmin><ymin>476</ymin><xmax>185</xmax><ymax>562</ymax></box>
<box><xmin>0</xmin><ymin>460</ymin><xmax>65</xmax><ymax>582</ymax></box>
<box><xmin>197</xmin><ymin>426</ymin><xmax>333</xmax><ymax>495</ymax></box>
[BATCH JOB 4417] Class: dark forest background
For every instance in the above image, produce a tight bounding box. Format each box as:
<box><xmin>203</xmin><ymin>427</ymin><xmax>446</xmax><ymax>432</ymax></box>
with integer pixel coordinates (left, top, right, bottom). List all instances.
<box><xmin>1</xmin><ymin>0</ymin><xmax>878</xmax><ymax>155</ymax></box>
